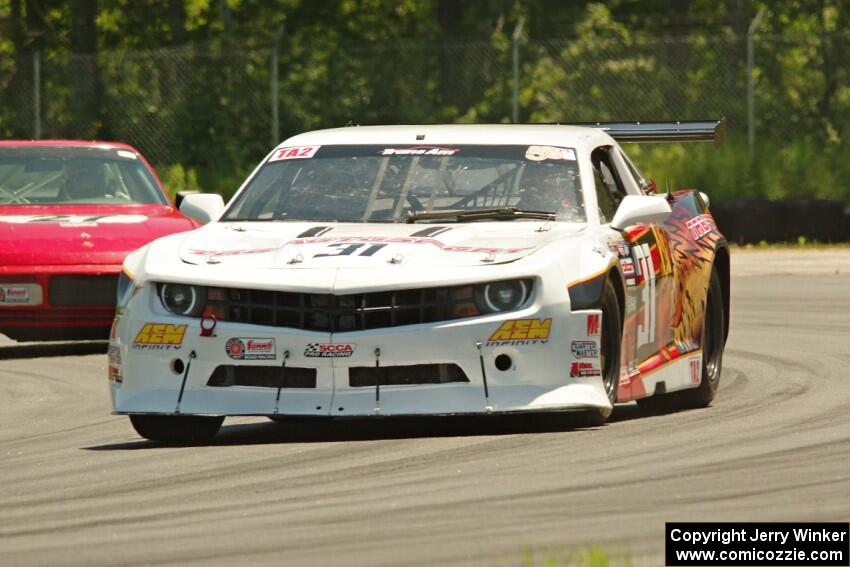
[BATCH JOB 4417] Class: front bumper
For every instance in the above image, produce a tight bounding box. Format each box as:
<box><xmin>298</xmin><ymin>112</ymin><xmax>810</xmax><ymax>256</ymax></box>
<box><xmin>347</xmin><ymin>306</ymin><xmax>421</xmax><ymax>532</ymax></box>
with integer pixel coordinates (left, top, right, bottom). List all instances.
<box><xmin>110</xmin><ymin>306</ymin><xmax>610</xmax><ymax>417</ymax></box>
<box><xmin>0</xmin><ymin>266</ymin><xmax>119</xmax><ymax>340</ymax></box>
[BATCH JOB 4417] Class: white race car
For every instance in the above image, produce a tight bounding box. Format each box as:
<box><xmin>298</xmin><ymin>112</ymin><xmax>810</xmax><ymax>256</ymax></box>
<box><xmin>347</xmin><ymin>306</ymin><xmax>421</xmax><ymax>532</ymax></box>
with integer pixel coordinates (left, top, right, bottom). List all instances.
<box><xmin>110</xmin><ymin>122</ymin><xmax>730</xmax><ymax>443</ymax></box>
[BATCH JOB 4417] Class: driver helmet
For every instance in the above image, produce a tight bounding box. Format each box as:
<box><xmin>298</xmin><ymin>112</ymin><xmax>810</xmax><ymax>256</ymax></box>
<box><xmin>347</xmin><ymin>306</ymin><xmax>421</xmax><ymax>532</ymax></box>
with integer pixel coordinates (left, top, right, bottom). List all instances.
<box><xmin>64</xmin><ymin>160</ymin><xmax>108</xmax><ymax>201</ymax></box>
<box><xmin>518</xmin><ymin>163</ymin><xmax>572</xmax><ymax>212</ymax></box>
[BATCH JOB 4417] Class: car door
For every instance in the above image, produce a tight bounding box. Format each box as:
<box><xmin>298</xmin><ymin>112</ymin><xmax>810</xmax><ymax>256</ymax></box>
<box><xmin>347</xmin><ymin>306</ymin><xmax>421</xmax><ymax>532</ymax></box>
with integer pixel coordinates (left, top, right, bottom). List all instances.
<box><xmin>591</xmin><ymin>146</ymin><xmax>678</xmax><ymax>398</ymax></box>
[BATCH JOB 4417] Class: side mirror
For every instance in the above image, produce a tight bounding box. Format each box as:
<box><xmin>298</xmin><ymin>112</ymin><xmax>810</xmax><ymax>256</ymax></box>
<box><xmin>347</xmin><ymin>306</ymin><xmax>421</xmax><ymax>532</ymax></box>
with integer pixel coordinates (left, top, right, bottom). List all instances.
<box><xmin>174</xmin><ymin>190</ymin><xmax>200</xmax><ymax>209</ymax></box>
<box><xmin>645</xmin><ymin>178</ymin><xmax>657</xmax><ymax>195</ymax></box>
<box><xmin>179</xmin><ymin>193</ymin><xmax>225</xmax><ymax>224</ymax></box>
<box><xmin>611</xmin><ymin>195</ymin><xmax>672</xmax><ymax>231</ymax></box>
<box><xmin>699</xmin><ymin>191</ymin><xmax>711</xmax><ymax>209</ymax></box>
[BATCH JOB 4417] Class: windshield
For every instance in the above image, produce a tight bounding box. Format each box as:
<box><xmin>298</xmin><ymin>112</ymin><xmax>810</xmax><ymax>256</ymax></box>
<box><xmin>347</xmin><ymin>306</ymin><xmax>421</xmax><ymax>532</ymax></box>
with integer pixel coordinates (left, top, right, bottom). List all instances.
<box><xmin>223</xmin><ymin>144</ymin><xmax>585</xmax><ymax>223</ymax></box>
<box><xmin>0</xmin><ymin>147</ymin><xmax>167</xmax><ymax>206</ymax></box>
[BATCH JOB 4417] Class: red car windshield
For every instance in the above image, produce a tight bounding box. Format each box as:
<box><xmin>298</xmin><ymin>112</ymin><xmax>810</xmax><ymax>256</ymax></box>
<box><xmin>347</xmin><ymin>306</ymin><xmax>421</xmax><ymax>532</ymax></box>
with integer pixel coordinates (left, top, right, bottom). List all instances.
<box><xmin>0</xmin><ymin>146</ymin><xmax>167</xmax><ymax>206</ymax></box>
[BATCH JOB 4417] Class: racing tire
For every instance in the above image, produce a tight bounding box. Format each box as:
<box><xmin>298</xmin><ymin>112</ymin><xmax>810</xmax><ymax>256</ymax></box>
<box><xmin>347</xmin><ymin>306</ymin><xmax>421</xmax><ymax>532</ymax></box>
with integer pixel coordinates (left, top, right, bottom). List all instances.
<box><xmin>677</xmin><ymin>266</ymin><xmax>725</xmax><ymax>407</ymax></box>
<box><xmin>637</xmin><ymin>266</ymin><xmax>725</xmax><ymax>413</ymax></box>
<box><xmin>129</xmin><ymin>415</ymin><xmax>224</xmax><ymax>444</ymax></box>
<box><xmin>577</xmin><ymin>277</ymin><xmax>622</xmax><ymax>427</ymax></box>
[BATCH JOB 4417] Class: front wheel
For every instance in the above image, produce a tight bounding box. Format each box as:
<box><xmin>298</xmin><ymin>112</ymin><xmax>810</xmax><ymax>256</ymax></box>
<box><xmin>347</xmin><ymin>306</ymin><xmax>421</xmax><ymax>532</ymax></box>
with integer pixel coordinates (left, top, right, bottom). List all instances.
<box><xmin>129</xmin><ymin>414</ymin><xmax>224</xmax><ymax>444</ymax></box>
<box><xmin>579</xmin><ymin>277</ymin><xmax>622</xmax><ymax>426</ymax></box>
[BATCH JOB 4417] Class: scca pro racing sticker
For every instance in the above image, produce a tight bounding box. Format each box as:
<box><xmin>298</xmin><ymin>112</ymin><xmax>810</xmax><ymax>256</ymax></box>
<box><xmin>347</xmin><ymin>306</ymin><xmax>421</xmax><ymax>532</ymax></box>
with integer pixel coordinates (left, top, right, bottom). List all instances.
<box><xmin>486</xmin><ymin>318</ymin><xmax>551</xmax><ymax>346</ymax></box>
<box><xmin>132</xmin><ymin>323</ymin><xmax>187</xmax><ymax>351</ymax></box>
<box><xmin>226</xmin><ymin>338</ymin><xmax>276</xmax><ymax>360</ymax></box>
<box><xmin>304</xmin><ymin>343</ymin><xmax>356</xmax><ymax>358</ymax></box>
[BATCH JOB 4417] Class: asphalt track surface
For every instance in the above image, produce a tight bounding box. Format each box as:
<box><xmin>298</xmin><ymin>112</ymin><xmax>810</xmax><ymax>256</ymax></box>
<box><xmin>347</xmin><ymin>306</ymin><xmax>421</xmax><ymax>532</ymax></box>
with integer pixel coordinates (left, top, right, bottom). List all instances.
<box><xmin>2</xmin><ymin>249</ymin><xmax>849</xmax><ymax>566</ymax></box>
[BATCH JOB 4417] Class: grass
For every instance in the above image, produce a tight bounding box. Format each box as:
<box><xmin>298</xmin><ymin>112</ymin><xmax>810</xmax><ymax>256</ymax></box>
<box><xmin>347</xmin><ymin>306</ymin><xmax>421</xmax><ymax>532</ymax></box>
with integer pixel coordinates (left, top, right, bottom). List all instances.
<box><xmin>731</xmin><ymin>239</ymin><xmax>850</xmax><ymax>251</ymax></box>
<box><xmin>512</xmin><ymin>546</ymin><xmax>637</xmax><ymax>567</ymax></box>
<box><xmin>623</xmin><ymin>135</ymin><xmax>850</xmax><ymax>206</ymax></box>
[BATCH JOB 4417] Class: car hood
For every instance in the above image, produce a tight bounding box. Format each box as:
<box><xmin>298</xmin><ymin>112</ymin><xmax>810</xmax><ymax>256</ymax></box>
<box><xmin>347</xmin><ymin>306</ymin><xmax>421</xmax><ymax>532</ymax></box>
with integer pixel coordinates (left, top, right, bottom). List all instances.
<box><xmin>0</xmin><ymin>205</ymin><xmax>196</xmax><ymax>266</ymax></box>
<box><xmin>177</xmin><ymin>221</ymin><xmax>586</xmax><ymax>270</ymax></box>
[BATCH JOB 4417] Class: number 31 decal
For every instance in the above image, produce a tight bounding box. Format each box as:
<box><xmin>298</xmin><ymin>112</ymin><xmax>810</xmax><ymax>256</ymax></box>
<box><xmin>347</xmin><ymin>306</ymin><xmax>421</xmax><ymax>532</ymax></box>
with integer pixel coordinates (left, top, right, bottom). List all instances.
<box><xmin>313</xmin><ymin>243</ymin><xmax>388</xmax><ymax>258</ymax></box>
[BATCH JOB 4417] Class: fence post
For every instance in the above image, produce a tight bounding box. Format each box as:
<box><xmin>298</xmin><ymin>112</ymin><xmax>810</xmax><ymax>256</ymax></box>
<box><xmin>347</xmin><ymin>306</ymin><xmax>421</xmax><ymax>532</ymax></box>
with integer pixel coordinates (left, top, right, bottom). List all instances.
<box><xmin>33</xmin><ymin>50</ymin><xmax>41</xmax><ymax>140</ymax></box>
<box><xmin>271</xmin><ymin>23</ymin><xmax>285</xmax><ymax>147</ymax></box>
<box><xmin>747</xmin><ymin>8</ymin><xmax>766</xmax><ymax>158</ymax></box>
<box><xmin>511</xmin><ymin>17</ymin><xmax>525</xmax><ymax>124</ymax></box>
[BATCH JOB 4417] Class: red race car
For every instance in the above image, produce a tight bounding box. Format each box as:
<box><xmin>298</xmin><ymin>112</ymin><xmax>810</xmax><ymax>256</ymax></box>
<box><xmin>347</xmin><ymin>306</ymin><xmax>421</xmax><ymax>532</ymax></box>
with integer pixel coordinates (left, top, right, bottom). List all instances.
<box><xmin>0</xmin><ymin>140</ymin><xmax>198</xmax><ymax>341</ymax></box>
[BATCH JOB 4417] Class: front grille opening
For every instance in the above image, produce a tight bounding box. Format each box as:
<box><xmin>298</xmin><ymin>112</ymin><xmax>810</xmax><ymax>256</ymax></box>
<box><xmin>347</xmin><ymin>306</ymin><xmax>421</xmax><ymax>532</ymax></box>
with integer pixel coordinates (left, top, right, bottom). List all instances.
<box><xmin>49</xmin><ymin>275</ymin><xmax>118</xmax><ymax>306</ymax></box>
<box><xmin>207</xmin><ymin>365</ymin><xmax>317</xmax><ymax>388</ymax></box>
<box><xmin>349</xmin><ymin>363</ymin><xmax>469</xmax><ymax>387</ymax></box>
<box><xmin>202</xmin><ymin>279</ymin><xmax>534</xmax><ymax>332</ymax></box>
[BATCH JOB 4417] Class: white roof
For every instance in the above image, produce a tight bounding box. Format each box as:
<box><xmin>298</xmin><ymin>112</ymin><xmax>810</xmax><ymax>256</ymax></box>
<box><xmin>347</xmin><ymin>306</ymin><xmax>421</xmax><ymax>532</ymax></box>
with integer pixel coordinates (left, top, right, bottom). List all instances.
<box><xmin>281</xmin><ymin>124</ymin><xmax>615</xmax><ymax>155</ymax></box>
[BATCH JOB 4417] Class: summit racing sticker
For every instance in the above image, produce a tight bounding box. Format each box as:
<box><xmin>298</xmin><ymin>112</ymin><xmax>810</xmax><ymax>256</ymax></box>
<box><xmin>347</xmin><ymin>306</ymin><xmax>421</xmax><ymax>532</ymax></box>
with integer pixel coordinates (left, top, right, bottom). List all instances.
<box><xmin>570</xmin><ymin>362</ymin><xmax>601</xmax><ymax>377</ymax></box>
<box><xmin>487</xmin><ymin>318</ymin><xmax>551</xmax><ymax>346</ymax></box>
<box><xmin>380</xmin><ymin>147</ymin><xmax>459</xmax><ymax>156</ymax></box>
<box><xmin>304</xmin><ymin>343</ymin><xmax>356</xmax><ymax>358</ymax></box>
<box><xmin>268</xmin><ymin>145</ymin><xmax>320</xmax><ymax>162</ymax></box>
<box><xmin>226</xmin><ymin>338</ymin><xmax>276</xmax><ymax>360</ymax></box>
<box><xmin>0</xmin><ymin>286</ymin><xmax>29</xmax><ymax>303</ymax></box>
<box><xmin>524</xmin><ymin>146</ymin><xmax>576</xmax><ymax>162</ymax></box>
<box><xmin>132</xmin><ymin>323</ymin><xmax>187</xmax><ymax>351</ymax></box>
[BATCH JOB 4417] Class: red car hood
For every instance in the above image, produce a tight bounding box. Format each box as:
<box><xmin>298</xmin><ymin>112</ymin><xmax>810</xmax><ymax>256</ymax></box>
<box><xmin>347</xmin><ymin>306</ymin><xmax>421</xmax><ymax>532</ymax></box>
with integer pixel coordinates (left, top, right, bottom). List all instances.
<box><xmin>0</xmin><ymin>204</ymin><xmax>196</xmax><ymax>266</ymax></box>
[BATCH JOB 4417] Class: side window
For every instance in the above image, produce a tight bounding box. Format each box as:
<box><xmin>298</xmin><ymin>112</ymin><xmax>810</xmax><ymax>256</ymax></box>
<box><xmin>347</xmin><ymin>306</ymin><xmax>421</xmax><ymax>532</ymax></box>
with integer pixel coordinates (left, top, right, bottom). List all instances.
<box><xmin>591</xmin><ymin>147</ymin><xmax>626</xmax><ymax>212</ymax></box>
<box><xmin>594</xmin><ymin>168</ymin><xmax>617</xmax><ymax>223</ymax></box>
<box><xmin>616</xmin><ymin>148</ymin><xmax>649</xmax><ymax>193</ymax></box>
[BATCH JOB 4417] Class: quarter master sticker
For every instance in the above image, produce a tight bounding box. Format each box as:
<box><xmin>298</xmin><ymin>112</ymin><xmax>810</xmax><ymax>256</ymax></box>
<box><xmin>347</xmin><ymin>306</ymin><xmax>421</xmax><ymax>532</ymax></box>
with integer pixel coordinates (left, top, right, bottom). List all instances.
<box><xmin>571</xmin><ymin>340</ymin><xmax>598</xmax><ymax>359</ymax></box>
<box><xmin>132</xmin><ymin>323</ymin><xmax>187</xmax><ymax>351</ymax></box>
<box><xmin>226</xmin><ymin>338</ymin><xmax>276</xmax><ymax>360</ymax></box>
<box><xmin>487</xmin><ymin>318</ymin><xmax>551</xmax><ymax>346</ymax></box>
<box><xmin>304</xmin><ymin>343</ymin><xmax>356</xmax><ymax>358</ymax></box>
<box><xmin>269</xmin><ymin>146</ymin><xmax>320</xmax><ymax>162</ymax></box>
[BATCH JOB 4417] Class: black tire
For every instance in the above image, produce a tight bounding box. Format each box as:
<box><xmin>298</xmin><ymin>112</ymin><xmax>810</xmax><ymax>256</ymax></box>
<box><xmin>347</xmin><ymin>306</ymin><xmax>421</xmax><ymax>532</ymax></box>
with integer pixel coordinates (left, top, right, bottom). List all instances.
<box><xmin>637</xmin><ymin>266</ymin><xmax>725</xmax><ymax>413</ymax></box>
<box><xmin>677</xmin><ymin>266</ymin><xmax>725</xmax><ymax>407</ymax></box>
<box><xmin>129</xmin><ymin>414</ymin><xmax>224</xmax><ymax>444</ymax></box>
<box><xmin>579</xmin><ymin>277</ymin><xmax>622</xmax><ymax>426</ymax></box>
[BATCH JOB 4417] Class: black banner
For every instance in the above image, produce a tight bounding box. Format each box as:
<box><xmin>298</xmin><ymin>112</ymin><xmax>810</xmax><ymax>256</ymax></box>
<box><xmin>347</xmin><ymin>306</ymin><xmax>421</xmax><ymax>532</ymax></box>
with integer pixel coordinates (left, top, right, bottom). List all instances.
<box><xmin>666</xmin><ymin>522</ymin><xmax>849</xmax><ymax>566</ymax></box>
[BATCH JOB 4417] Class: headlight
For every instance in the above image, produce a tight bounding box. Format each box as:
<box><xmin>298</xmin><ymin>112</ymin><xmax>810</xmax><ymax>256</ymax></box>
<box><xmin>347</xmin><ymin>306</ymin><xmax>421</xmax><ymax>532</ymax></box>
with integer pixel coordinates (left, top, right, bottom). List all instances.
<box><xmin>475</xmin><ymin>279</ymin><xmax>531</xmax><ymax>313</ymax></box>
<box><xmin>116</xmin><ymin>268</ymin><xmax>136</xmax><ymax>310</ymax></box>
<box><xmin>158</xmin><ymin>283</ymin><xmax>206</xmax><ymax>316</ymax></box>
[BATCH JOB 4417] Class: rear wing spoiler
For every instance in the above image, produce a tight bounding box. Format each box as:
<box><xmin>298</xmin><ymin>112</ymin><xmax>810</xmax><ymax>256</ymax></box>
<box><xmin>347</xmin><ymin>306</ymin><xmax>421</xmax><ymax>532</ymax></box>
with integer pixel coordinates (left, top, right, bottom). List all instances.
<box><xmin>570</xmin><ymin>119</ymin><xmax>725</xmax><ymax>144</ymax></box>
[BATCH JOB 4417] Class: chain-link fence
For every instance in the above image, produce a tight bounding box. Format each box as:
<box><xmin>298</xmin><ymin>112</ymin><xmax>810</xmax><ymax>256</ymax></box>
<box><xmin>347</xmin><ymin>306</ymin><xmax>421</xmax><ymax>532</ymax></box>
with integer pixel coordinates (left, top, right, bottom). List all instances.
<box><xmin>0</xmin><ymin>32</ymin><xmax>846</xmax><ymax>195</ymax></box>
